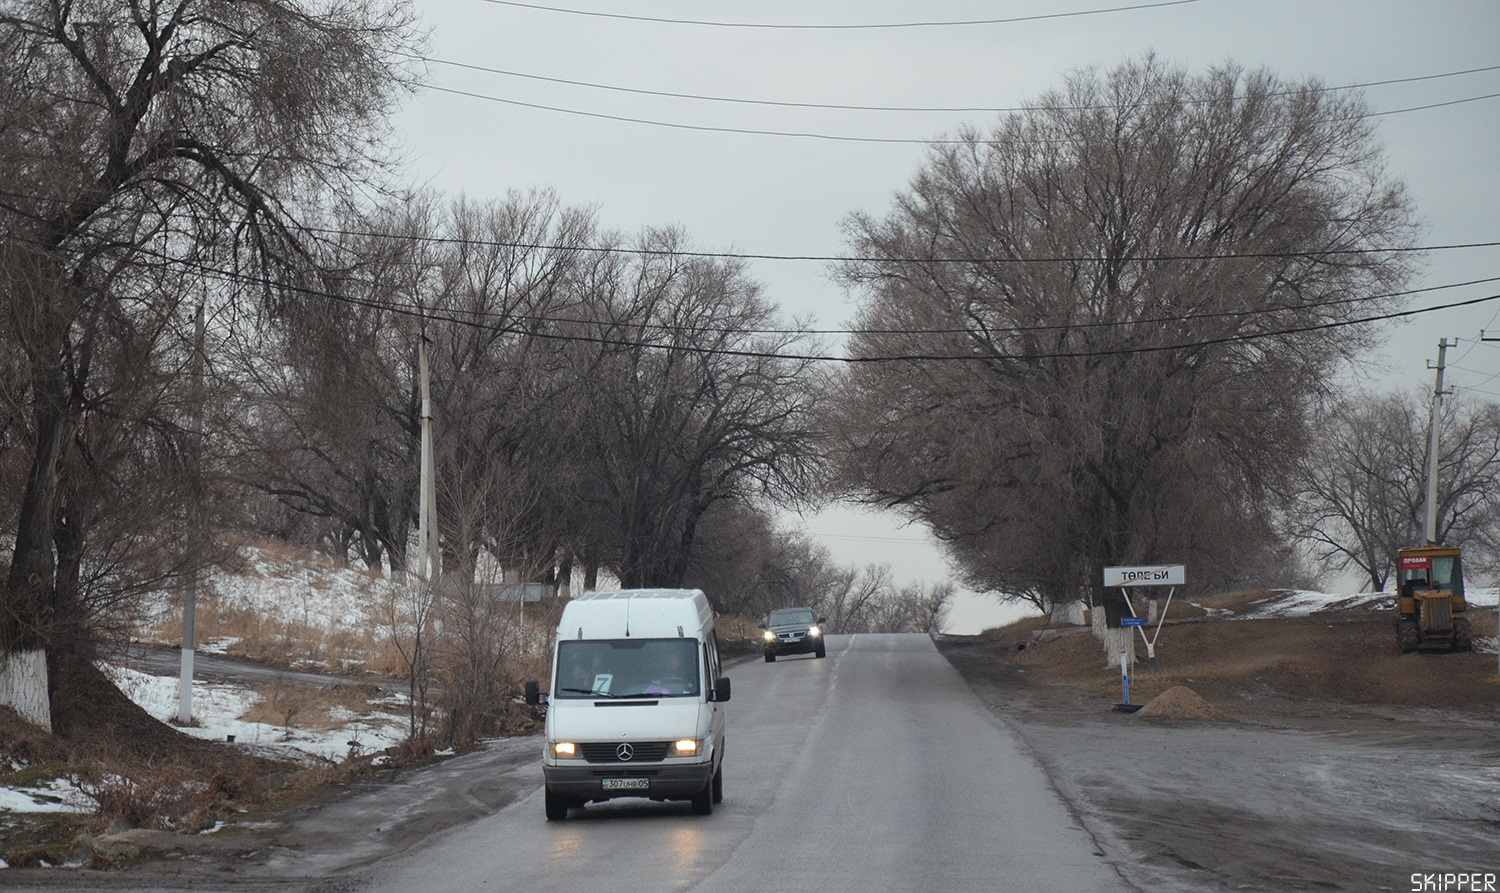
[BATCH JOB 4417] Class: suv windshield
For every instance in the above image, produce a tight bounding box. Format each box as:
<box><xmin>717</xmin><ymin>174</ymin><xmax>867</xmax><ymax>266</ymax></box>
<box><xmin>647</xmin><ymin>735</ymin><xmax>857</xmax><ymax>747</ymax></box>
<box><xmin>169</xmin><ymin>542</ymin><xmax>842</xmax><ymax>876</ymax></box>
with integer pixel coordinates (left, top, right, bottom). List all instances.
<box><xmin>554</xmin><ymin>638</ymin><xmax>700</xmax><ymax>699</ymax></box>
<box><xmin>768</xmin><ymin>609</ymin><xmax>815</xmax><ymax>626</ymax></box>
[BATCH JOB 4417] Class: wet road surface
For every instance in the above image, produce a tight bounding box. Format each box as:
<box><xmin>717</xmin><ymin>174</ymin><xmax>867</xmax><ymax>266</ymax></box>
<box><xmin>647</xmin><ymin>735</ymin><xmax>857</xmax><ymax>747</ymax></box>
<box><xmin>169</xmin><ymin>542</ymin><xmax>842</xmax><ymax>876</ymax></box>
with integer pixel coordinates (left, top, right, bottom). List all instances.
<box><xmin>353</xmin><ymin>633</ymin><xmax>1125</xmax><ymax>893</ymax></box>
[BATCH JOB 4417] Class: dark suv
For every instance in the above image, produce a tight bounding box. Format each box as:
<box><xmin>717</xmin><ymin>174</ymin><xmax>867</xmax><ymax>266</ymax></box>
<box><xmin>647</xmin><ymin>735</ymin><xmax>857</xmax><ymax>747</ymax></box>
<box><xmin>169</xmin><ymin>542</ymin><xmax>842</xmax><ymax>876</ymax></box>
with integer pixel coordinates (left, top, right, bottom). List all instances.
<box><xmin>760</xmin><ymin>608</ymin><xmax>826</xmax><ymax>661</ymax></box>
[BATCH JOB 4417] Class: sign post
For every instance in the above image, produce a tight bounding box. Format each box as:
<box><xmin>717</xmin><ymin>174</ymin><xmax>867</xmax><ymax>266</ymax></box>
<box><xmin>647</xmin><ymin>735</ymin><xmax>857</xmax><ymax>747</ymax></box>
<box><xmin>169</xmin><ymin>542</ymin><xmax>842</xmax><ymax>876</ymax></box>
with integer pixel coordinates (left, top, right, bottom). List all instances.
<box><xmin>1103</xmin><ymin>565</ymin><xmax>1185</xmax><ymax>675</ymax></box>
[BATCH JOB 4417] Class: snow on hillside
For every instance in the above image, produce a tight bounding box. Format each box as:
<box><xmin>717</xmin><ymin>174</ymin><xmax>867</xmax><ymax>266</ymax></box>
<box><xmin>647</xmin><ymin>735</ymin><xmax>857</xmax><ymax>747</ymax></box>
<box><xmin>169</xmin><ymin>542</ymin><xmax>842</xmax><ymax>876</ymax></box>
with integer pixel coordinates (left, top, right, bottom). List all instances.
<box><xmin>101</xmin><ymin>663</ymin><xmax>409</xmax><ymax>765</ymax></box>
<box><xmin>1235</xmin><ymin>587</ymin><xmax>1499</xmax><ymax>619</ymax></box>
<box><xmin>1</xmin><ymin>546</ymin><xmax>417</xmax><ymax>818</ymax></box>
<box><xmin>136</xmin><ymin>542</ymin><xmax>406</xmax><ymax>651</ymax></box>
<box><xmin>210</xmin><ymin>545</ymin><xmax>401</xmax><ymax>636</ymax></box>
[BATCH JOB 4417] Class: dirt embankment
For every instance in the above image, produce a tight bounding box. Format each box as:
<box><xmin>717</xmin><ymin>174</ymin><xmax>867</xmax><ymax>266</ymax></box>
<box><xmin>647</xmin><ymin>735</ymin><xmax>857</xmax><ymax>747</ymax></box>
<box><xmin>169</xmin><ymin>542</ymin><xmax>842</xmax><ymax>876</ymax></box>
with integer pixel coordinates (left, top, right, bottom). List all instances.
<box><xmin>937</xmin><ymin>606</ymin><xmax>1500</xmax><ymax>893</ymax></box>
<box><xmin>970</xmin><ymin>607</ymin><xmax>1500</xmax><ymax>722</ymax></box>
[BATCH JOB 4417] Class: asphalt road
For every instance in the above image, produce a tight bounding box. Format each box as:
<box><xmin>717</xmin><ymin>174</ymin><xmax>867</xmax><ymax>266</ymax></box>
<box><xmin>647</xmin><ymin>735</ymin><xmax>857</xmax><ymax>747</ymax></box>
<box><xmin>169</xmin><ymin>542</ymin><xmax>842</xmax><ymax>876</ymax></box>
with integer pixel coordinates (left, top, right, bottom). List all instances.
<box><xmin>348</xmin><ymin>633</ymin><xmax>1126</xmax><ymax>893</ymax></box>
<box><xmin>111</xmin><ymin>643</ymin><xmax>379</xmax><ymax>689</ymax></box>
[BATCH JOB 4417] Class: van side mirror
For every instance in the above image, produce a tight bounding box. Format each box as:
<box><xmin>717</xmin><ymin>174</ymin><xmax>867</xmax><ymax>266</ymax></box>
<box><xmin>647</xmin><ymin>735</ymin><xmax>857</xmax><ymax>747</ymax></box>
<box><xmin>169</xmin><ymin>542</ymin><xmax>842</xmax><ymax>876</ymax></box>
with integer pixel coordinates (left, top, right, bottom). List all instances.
<box><xmin>713</xmin><ymin>676</ymin><xmax>731</xmax><ymax>702</ymax></box>
<box><xmin>524</xmin><ymin>679</ymin><xmax>544</xmax><ymax>706</ymax></box>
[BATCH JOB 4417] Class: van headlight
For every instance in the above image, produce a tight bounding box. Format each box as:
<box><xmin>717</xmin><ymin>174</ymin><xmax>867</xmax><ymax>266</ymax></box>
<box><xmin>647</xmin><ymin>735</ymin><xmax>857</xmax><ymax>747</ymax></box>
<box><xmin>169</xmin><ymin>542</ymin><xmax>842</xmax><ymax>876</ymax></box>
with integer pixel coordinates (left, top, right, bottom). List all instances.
<box><xmin>671</xmin><ymin>739</ymin><xmax>699</xmax><ymax>757</ymax></box>
<box><xmin>549</xmin><ymin>741</ymin><xmax>578</xmax><ymax>758</ymax></box>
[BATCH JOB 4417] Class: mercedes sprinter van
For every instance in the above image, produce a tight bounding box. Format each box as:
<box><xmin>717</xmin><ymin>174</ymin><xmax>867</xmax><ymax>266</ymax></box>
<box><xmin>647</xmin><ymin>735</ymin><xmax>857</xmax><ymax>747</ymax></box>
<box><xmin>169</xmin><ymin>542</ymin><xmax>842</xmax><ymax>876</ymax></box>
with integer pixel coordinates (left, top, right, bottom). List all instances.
<box><xmin>524</xmin><ymin>589</ymin><xmax>731</xmax><ymax>820</ymax></box>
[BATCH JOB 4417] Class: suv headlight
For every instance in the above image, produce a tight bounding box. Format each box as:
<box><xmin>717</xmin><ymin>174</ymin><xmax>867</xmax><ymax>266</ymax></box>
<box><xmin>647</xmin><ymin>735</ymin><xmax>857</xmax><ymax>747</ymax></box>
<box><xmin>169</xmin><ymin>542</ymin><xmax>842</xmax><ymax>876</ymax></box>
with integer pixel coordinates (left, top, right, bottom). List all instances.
<box><xmin>762</xmin><ymin>629</ymin><xmax>775</xmax><ymax>641</ymax></box>
<box><xmin>808</xmin><ymin>626</ymin><xmax>820</xmax><ymax>636</ymax></box>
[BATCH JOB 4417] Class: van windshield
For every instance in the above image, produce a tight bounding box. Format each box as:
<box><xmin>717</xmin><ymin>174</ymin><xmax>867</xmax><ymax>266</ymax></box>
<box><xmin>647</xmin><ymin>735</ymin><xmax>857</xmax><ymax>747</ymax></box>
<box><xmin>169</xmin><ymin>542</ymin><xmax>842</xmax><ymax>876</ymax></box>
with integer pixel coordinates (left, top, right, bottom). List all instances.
<box><xmin>554</xmin><ymin>638</ymin><xmax>700</xmax><ymax>699</ymax></box>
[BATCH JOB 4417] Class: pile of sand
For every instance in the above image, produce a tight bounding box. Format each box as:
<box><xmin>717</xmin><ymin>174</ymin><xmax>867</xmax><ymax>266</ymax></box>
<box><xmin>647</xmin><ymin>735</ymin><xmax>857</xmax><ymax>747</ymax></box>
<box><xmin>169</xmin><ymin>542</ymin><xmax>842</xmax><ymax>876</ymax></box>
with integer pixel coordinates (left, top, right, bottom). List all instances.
<box><xmin>1135</xmin><ymin>685</ymin><xmax>1236</xmax><ymax>722</ymax></box>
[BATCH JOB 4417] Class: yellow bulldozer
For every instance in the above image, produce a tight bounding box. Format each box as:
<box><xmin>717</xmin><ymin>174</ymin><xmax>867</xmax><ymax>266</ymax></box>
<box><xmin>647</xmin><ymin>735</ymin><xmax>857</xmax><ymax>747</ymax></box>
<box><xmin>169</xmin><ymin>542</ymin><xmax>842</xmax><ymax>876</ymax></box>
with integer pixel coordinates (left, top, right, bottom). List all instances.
<box><xmin>1394</xmin><ymin>545</ymin><xmax>1472</xmax><ymax>652</ymax></box>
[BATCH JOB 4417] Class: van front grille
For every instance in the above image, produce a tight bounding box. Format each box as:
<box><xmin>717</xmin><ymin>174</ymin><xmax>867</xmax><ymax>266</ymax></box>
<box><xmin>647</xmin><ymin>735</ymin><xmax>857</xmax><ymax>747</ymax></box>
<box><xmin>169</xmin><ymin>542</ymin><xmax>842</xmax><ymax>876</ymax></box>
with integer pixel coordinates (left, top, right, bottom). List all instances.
<box><xmin>580</xmin><ymin>741</ymin><xmax>672</xmax><ymax>763</ymax></box>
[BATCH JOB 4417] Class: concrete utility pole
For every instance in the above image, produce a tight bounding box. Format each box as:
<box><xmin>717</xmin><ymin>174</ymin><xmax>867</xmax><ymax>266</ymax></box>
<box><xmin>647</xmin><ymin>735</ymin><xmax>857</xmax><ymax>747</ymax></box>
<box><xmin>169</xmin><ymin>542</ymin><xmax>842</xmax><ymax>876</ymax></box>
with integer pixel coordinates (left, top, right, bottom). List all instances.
<box><xmin>1422</xmin><ymin>339</ymin><xmax>1455</xmax><ymax>545</ymax></box>
<box><xmin>1483</xmin><ymin>331</ymin><xmax>1500</xmax><ymax>676</ymax></box>
<box><xmin>177</xmin><ymin>299</ymin><xmax>206</xmax><ymax>725</ymax></box>
<box><xmin>417</xmin><ymin>336</ymin><xmax>439</xmax><ymax>581</ymax></box>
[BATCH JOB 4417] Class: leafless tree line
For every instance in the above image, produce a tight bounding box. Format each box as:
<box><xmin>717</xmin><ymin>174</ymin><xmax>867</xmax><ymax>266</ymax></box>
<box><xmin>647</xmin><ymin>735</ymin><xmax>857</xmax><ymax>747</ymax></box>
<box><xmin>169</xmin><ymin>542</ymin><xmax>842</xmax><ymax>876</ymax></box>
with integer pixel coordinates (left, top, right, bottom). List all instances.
<box><xmin>1290</xmin><ymin>391</ymin><xmax>1500</xmax><ymax>591</ymax></box>
<box><xmin>0</xmin><ymin>0</ymin><xmax>421</xmax><ymax>732</ymax></box>
<box><xmin>228</xmin><ymin>193</ymin><xmax>828</xmax><ymax>596</ymax></box>
<box><xmin>4</xmin><ymin>6</ymin><xmax>1490</xmax><ymax>745</ymax></box>
<box><xmin>0</xmin><ymin>0</ymin><xmax>834</xmax><ymax>738</ymax></box>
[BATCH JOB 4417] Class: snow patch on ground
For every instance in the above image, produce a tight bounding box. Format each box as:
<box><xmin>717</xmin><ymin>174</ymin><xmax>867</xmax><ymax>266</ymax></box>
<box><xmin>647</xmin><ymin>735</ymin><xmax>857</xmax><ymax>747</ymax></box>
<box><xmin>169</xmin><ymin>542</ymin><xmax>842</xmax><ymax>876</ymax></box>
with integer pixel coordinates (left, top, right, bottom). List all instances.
<box><xmin>0</xmin><ymin>779</ymin><xmax>94</xmax><ymax>815</ymax></box>
<box><xmin>1233</xmin><ymin>586</ymin><xmax>1498</xmax><ymax>619</ymax></box>
<box><xmin>133</xmin><ymin>543</ymin><xmax>414</xmax><ymax>655</ymax></box>
<box><xmin>198</xmin><ymin>637</ymin><xmax>240</xmax><ymax>655</ymax></box>
<box><xmin>1237</xmin><ymin>590</ymin><xmax>1393</xmax><ymax>618</ymax></box>
<box><xmin>100</xmin><ymin>664</ymin><xmax>408</xmax><ymax>764</ymax></box>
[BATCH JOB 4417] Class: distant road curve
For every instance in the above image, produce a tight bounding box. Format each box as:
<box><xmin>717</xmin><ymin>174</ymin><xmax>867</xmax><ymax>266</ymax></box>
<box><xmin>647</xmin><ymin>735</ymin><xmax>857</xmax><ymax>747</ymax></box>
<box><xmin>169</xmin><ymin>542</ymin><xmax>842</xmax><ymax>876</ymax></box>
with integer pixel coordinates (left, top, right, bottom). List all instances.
<box><xmin>107</xmin><ymin>642</ymin><xmax>385</xmax><ymax>690</ymax></box>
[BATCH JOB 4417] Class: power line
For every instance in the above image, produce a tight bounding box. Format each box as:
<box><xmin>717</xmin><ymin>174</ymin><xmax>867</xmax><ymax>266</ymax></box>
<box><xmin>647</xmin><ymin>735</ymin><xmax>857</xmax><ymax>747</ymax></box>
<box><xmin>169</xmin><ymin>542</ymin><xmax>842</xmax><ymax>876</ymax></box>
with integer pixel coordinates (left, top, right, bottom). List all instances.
<box><xmin>218</xmin><ymin>264</ymin><xmax>1500</xmax><ymax>341</ymax></box>
<box><xmin>9</xmin><ymin>207</ymin><xmax>1499</xmax><ymax>365</ymax></box>
<box><xmin>5</xmin><ymin>185</ymin><xmax>1498</xmax><ymax>265</ymax></box>
<box><xmin>477</xmin><ymin>0</ymin><xmax>1206</xmax><ymax>30</ymax></box>
<box><xmin>329</xmin><ymin>276</ymin><xmax>1500</xmax><ymax>340</ymax></box>
<box><xmin>426</xmin><ymin>81</ymin><xmax>1500</xmax><ymax>144</ymax></box>
<box><xmin>424</xmin><ymin>84</ymin><xmax>942</xmax><ymax>144</ymax></box>
<box><xmin>10</xmin><ymin>185</ymin><xmax>1498</xmax><ymax>346</ymax></box>
<box><xmin>423</xmin><ymin>55</ymin><xmax>1500</xmax><ymax>116</ymax></box>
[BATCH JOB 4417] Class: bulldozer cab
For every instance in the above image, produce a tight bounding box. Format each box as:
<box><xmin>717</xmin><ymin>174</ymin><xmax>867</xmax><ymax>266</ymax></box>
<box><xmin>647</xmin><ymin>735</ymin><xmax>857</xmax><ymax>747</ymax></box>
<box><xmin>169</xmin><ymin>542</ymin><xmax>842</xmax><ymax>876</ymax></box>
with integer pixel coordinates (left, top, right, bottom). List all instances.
<box><xmin>1397</xmin><ymin>547</ymin><xmax>1463</xmax><ymax>599</ymax></box>
<box><xmin>1395</xmin><ymin>545</ymin><xmax>1471</xmax><ymax>652</ymax></box>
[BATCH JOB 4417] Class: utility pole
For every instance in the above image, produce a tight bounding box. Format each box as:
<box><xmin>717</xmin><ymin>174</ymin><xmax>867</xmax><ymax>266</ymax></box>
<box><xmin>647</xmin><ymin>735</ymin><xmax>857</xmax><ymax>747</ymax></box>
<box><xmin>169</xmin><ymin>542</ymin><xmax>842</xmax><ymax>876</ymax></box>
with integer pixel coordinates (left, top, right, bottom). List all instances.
<box><xmin>417</xmin><ymin>335</ymin><xmax>438</xmax><ymax>581</ymax></box>
<box><xmin>177</xmin><ymin>299</ymin><xmax>206</xmax><ymax>725</ymax></box>
<box><xmin>1483</xmin><ymin>332</ymin><xmax>1500</xmax><ymax>676</ymax></box>
<box><xmin>1421</xmin><ymin>339</ymin><xmax>1455</xmax><ymax>545</ymax></box>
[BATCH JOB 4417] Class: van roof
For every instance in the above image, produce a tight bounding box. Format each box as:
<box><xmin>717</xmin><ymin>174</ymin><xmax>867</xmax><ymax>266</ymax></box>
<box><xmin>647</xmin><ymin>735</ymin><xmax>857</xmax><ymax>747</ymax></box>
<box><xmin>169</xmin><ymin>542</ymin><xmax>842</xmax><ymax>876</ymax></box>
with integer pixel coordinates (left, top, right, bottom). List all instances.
<box><xmin>558</xmin><ymin>588</ymin><xmax>713</xmax><ymax>641</ymax></box>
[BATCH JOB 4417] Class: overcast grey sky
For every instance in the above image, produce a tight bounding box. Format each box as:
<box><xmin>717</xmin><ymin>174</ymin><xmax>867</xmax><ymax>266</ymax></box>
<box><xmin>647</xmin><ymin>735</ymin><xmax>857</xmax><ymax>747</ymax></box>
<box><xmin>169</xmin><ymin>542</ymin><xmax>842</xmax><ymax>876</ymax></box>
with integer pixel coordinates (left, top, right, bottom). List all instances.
<box><xmin>396</xmin><ymin>0</ymin><xmax>1500</xmax><ymax>619</ymax></box>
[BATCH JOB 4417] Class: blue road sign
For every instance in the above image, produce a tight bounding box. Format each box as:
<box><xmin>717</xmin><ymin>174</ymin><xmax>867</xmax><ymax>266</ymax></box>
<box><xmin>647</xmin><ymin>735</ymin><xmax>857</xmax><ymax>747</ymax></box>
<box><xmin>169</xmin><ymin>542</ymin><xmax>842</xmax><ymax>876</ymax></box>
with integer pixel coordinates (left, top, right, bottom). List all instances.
<box><xmin>1120</xmin><ymin>616</ymin><xmax>1145</xmax><ymax>626</ymax></box>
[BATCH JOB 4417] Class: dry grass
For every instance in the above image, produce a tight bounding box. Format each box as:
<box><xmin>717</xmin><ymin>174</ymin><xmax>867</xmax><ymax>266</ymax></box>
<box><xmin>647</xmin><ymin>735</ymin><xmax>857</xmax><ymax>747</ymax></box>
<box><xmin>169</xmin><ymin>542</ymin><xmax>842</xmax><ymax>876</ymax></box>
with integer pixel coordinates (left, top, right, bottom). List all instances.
<box><xmin>141</xmin><ymin>594</ymin><xmax>409</xmax><ymax>677</ymax></box>
<box><xmin>715</xmin><ymin>615</ymin><xmax>765</xmax><ymax>656</ymax></box>
<box><xmin>0</xmin><ymin>703</ymin><xmax>285</xmax><ymax>867</ymax></box>
<box><xmin>238</xmin><ymin>681</ymin><xmax>387</xmax><ymax>736</ymax></box>
<box><xmin>980</xmin><ymin>607</ymin><xmax>1500</xmax><ymax>712</ymax></box>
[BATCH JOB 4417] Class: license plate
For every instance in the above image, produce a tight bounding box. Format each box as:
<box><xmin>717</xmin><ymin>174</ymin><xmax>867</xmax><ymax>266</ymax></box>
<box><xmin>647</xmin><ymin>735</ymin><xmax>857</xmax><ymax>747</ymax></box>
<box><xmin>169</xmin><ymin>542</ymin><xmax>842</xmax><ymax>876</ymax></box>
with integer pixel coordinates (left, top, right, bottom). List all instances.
<box><xmin>602</xmin><ymin>778</ymin><xmax>649</xmax><ymax>791</ymax></box>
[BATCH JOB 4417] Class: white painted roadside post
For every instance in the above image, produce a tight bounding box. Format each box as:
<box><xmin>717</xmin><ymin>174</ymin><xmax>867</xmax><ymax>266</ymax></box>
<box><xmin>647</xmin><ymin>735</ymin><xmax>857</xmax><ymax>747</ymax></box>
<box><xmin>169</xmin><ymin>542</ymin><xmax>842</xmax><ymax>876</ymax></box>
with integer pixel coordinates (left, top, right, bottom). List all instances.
<box><xmin>1103</xmin><ymin>565</ymin><xmax>1186</xmax><ymax>675</ymax></box>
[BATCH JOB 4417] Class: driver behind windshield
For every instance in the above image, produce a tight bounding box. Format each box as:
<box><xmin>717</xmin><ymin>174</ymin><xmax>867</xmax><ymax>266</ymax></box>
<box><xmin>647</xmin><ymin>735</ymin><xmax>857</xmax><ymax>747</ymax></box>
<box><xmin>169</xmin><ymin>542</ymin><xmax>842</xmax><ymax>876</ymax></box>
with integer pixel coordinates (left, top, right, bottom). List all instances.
<box><xmin>555</xmin><ymin>639</ymin><xmax>699</xmax><ymax>698</ymax></box>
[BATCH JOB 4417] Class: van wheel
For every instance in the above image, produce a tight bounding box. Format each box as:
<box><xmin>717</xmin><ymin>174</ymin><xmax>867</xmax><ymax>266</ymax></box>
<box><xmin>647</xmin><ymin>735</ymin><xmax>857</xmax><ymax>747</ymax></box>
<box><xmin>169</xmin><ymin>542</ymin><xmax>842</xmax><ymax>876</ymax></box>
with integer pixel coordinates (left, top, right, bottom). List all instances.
<box><xmin>711</xmin><ymin>763</ymin><xmax>723</xmax><ymax>803</ymax></box>
<box><xmin>764</xmin><ymin>652</ymin><xmax>775</xmax><ymax>662</ymax></box>
<box><xmin>691</xmin><ymin>780</ymin><xmax>714</xmax><ymax>815</ymax></box>
<box><xmin>545</xmin><ymin>787</ymin><xmax>570</xmax><ymax>821</ymax></box>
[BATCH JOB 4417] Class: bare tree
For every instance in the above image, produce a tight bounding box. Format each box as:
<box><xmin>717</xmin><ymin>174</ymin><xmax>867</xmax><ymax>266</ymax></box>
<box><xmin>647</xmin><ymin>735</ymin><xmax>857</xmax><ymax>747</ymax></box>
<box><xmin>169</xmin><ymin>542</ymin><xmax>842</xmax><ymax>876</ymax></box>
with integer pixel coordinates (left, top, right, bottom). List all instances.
<box><xmin>379</xmin><ymin>573</ymin><xmax>437</xmax><ymax>741</ymax></box>
<box><xmin>227</xmin><ymin>196</ymin><xmax>436</xmax><ymax>573</ymax></box>
<box><xmin>424</xmin><ymin>192</ymin><xmax>597</xmax><ymax>584</ymax></box>
<box><xmin>0</xmin><ymin>0</ymin><xmax>419</xmax><ymax>731</ymax></box>
<box><xmin>861</xmin><ymin>581</ymin><xmax>954</xmax><ymax>635</ymax></box>
<box><xmin>558</xmin><ymin>228</ymin><xmax>826</xmax><ymax>588</ymax></box>
<box><xmin>1292</xmin><ymin>391</ymin><xmax>1500</xmax><ymax>590</ymax></box>
<box><xmin>832</xmin><ymin>56</ymin><xmax>1419</xmax><ymax>646</ymax></box>
<box><xmin>428</xmin><ymin>462</ymin><xmax>547</xmax><ymax>746</ymax></box>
